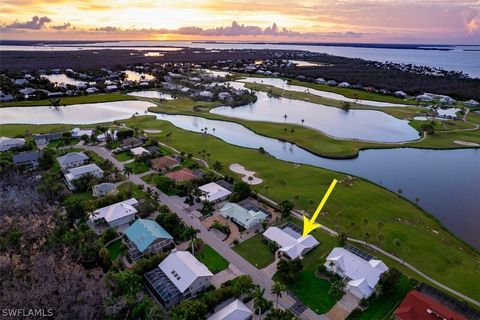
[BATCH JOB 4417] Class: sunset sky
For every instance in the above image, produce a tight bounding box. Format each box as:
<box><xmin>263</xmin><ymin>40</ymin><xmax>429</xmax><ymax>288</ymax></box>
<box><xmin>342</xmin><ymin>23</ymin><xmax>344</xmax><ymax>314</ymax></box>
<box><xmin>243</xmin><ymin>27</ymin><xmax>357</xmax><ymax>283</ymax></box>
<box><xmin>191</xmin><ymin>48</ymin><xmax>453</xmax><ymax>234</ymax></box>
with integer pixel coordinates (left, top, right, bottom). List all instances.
<box><xmin>1</xmin><ymin>0</ymin><xmax>479</xmax><ymax>44</ymax></box>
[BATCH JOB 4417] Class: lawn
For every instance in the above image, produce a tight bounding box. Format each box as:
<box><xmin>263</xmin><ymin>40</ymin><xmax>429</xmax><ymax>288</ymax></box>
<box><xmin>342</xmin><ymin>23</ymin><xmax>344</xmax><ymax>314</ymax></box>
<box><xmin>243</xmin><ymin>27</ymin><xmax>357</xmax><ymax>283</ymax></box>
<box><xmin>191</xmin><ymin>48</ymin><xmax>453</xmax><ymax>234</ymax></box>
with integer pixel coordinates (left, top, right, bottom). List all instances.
<box><xmin>47</xmin><ymin>138</ymin><xmax>79</xmax><ymax>149</ymax></box>
<box><xmin>124</xmin><ymin>161</ymin><xmax>150</xmax><ymax>174</ymax></box>
<box><xmin>119</xmin><ymin>116</ymin><xmax>480</xmax><ymax>301</ymax></box>
<box><xmin>106</xmin><ymin>239</ymin><xmax>123</xmax><ymax>260</ymax></box>
<box><xmin>117</xmin><ymin>182</ymin><xmax>148</xmax><ymax>200</ymax></box>
<box><xmin>195</xmin><ymin>244</ymin><xmax>229</xmax><ymax>274</ymax></box>
<box><xmin>347</xmin><ymin>276</ymin><xmax>413</xmax><ymax>320</ymax></box>
<box><xmin>62</xmin><ymin>191</ymin><xmax>95</xmax><ymax>204</ymax></box>
<box><xmin>0</xmin><ymin>93</ymin><xmax>135</xmax><ymax>107</ymax></box>
<box><xmin>233</xmin><ymin>234</ymin><xmax>275</xmax><ymax>269</ymax></box>
<box><xmin>114</xmin><ymin>151</ymin><xmax>134</xmax><ymax>162</ymax></box>
<box><xmin>277</xmin><ymin>221</ymin><xmax>340</xmax><ymax>314</ymax></box>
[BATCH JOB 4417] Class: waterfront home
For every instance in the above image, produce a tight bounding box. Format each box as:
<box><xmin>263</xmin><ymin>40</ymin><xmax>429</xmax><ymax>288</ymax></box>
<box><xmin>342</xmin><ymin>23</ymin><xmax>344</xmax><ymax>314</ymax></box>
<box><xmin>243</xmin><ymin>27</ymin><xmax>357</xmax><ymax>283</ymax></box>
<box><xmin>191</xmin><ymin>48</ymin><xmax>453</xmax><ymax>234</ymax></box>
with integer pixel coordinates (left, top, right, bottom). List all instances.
<box><xmin>464</xmin><ymin>99</ymin><xmax>479</xmax><ymax>108</ymax></box>
<box><xmin>199</xmin><ymin>182</ymin><xmax>232</xmax><ymax>202</ymax></box>
<box><xmin>338</xmin><ymin>82</ymin><xmax>351</xmax><ymax>88</ymax></box>
<box><xmin>90</xmin><ymin>198</ymin><xmax>138</xmax><ymax>228</ymax></box>
<box><xmin>416</xmin><ymin>94</ymin><xmax>433</xmax><ymax>102</ymax></box>
<box><xmin>145</xmin><ymin>250</ymin><xmax>213</xmax><ymax>308</ymax></box>
<box><xmin>164</xmin><ymin>167</ymin><xmax>198</xmax><ymax>182</ymax></box>
<box><xmin>96</xmin><ymin>129</ymin><xmax>118</xmax><ymax>142</ymax></box>
<box><xmin>71</xmin><ymin>127</ymin><xmax>94</xmax><ymax>138</ymax></box>
<box><xmin>13</xmin><ymin>150</ymin><xmax>42</xmax><ymax>168</ymax></box>
<box><xmin>324</xmin><ymin>247</ymin><xmax>388</xmax><ymax>299</ymax></box>
<box><xmin>315</xmin><ymin>78</ymin><xmax>326</xmax><ymax>84</ymax></box>
<box><xmin>86</xmin><ymin>87</ymin><xmax>99</xmax><ymax>94</ymax></box>
<box><xmin>263</xmin><ymin>225</ymin><xmax>319</xmax><ymax>260</ymax></box>
<box><xmin>0</xmin><ymin>91</ymin><xmax>14</xmax><ymax>102</ymax></box>
<box><xmin>394</xmin><ymin>91</ymin><xmax>407</xmax><ymax>98</ymax></box>
<box><xmin>56</xmin><ymin>152</ymin><xmax>89</xmax><ymax>169</ymax></box>
<box><xmin>124</xmin><ymin>219</ymin><xmax>174</xmax><ymax>261</ymax></box>
<box><xmin>208</xmin><ymin>299</ymin><xmax>253</xmax><ymax>320</ymax></box>
<box><xmin>327</xmin><ymin>80</ymin><xmax>337</xmax><ymax>86</ymax></box>
<box><xmin>64</xmin><ymin>163</ymin><xmax>103</xmax><ymax>190</ymax></box>
<box><xmin>199</xmin><ymin>90</ymin><xmax>214</xmax><ymax>100</ymax></box>
<box><xmin>106</xmin><ymin>84</ymin><xmax>118</xmax><ymax>92</ymax></box>
<box><xmin>218</xmin><ymin>92</ymin><xmax>232</xmax><ymax>101</ymax></box>
<box><xmin>394</xmin><ymin>290</ymin><xmax>467</xmax><ymax>320</ymax></box>
<box><xmin>219</xmin><ymin>202</ymin><xmax>268</xmax><ymax>230</ymax></box>
<box><xmin>92</xmin><ymin>182</ymin><xmax>118</xmax><ymax>198</ymax></box>
<box><xmin>151</xmin><ymin>156</ymin><xmax>180</xmax><ymax>172</ymax></box>
<box><xmin>0</xmin><ymin>137</ymin><xmax>25</xmax><ymax>152</ymax></box>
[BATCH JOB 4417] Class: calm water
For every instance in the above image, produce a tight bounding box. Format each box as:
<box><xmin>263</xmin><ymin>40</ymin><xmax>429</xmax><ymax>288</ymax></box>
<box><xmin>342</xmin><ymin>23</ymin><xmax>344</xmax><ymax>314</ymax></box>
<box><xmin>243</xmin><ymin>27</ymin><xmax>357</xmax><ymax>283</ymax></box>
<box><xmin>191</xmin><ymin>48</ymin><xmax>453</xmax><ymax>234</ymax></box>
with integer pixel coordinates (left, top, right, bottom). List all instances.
<box><xmin>41</xmin><ymin>74</ymin><xmax>85</xmax><ymax>86</ymax></box>
<box><xmin>0</xmin><ymin>101</ymin><xmax>478</xmax><ymax>247</ymax></box>
<box><xmin>124</xmin><ymin>70</ymin><xmax>155</xmax><ymax>81</ymax></box>
<box><xmin>154</xmin><ymin>113</ymin><xmax>480</xmax><ymax>248</ymax></box>
<box><xmin>0</xmin><ymin>101</ymin><xmax>153</xmax><ymax>124</ymax></box>
<box><xmin>127</xmin><ymin>91</ymin><xmax>175</xmax><ymax>100</ymax></box>
<box><xmin>211</xmin><ymin>89</ymin><xmax>419</xmax><ymax>143</ymax></box>
<box><xmin>3</xmin><ymin>41</ymin><xmax>478</xmax><ymax>77</ymax></box>
<box><xmin>239</xmin><ymin>77</ymin><xmax>408</xmax><ymax>107</ymax></box>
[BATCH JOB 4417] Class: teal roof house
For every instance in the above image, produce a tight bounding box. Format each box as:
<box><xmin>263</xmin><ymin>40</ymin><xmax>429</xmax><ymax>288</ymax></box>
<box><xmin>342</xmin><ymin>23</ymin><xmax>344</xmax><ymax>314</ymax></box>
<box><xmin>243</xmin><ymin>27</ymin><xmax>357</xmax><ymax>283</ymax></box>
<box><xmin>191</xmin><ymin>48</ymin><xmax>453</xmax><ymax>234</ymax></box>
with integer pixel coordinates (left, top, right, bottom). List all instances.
<box><xmin>124</xmin><ymin>219</ymin><xmax>174</xmax><ymax>261</ymax></box>
<box><xmin>219</xmin><ymin>202</ymin><xmax>268</xmax><ymax>230</ymax></box>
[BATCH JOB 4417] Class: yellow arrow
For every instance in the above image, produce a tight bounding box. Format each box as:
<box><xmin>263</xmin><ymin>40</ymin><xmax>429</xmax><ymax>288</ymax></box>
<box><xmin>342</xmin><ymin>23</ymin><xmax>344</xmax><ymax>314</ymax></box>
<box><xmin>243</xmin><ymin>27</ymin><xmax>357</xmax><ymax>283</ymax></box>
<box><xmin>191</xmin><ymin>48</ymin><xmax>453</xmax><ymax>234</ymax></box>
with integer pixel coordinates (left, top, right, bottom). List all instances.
<box><xmin>302</xmin><ymin>179</ymin><xmax>338</xmax><ymax>236</ymax></box>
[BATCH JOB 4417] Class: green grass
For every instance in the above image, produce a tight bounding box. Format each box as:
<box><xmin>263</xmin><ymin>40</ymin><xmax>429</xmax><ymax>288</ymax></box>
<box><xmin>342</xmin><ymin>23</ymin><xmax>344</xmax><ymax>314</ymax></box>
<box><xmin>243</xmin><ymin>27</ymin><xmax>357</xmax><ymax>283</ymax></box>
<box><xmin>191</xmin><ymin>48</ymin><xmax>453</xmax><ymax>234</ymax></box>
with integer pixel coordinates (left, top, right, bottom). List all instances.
<box><xmin>0</xmin><ymin>93</ymin><xmax>135</xmax><ymax>107</ymax></box>
<box><xmin>233</xmin><ymin>234</ymin><xmax>275</xmax><ymax>269</ymax></box>
<box><xmin>47</xmin><ymin>138</ymin><xmax>79</xmax><ymax>149</ymax></box>
<box><xmin>119</xmin><ymin>116</ymin><xmax>480</xmax><ymax>301</ymax></box>
<box><xmin>347</xmin><ymin>276</ymin><xmax>413</xmax><ymax>320</ymax></box>
<box><xmin>278</xmin><ymin>221</ymin><xmax>340</xmax><ymax>313</ymax></box>
<box><xmin>62</xmin><ymin>191</ymin><xmax>95</xmax><ymax>203</ymax></box>
<box><xmin>106</xmin><ymin>239</ymin><xmax>123</xmax><ymax>260</ymax></box>
<box><xmin>117</xmin><ymin>182</ymin><xmax>148</xmax><ymax>200</ymax></box>
<box><xmin>195</xmin><ymin>244</ymin><xmax>229</xmax><ymax>274</ymax></box>
<box><xmin>124</xmin><ymin>161</ymin><xmax>150</xmax><ymax>174</ymax></box>
<box><xmin>114</xmin><ymin>151</ymin><xmax>134</xmax><ymax>162</ymax></box>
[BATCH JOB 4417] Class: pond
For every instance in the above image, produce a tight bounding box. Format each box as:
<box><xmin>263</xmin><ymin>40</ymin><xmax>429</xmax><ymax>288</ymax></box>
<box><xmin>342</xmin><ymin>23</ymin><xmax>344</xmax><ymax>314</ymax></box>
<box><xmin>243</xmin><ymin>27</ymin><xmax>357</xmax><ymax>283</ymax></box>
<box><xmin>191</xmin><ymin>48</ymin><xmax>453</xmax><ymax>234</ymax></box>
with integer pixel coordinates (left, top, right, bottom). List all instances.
<box><xmin>1</xmin><ymin>101</ymin><xmax>478</xmax><ymax>247</ymax></box>
<box><xmin>0</xmin><ymin>101</ymin><xmax>154</xmax><ymax>125</ymax></box>
<box><xmin>154</xmin><ymin>113</ymin><xmax>480</xmax><ymax>248</ymax></box>
<box><xmin>127</xmin><ymin>91</ymin><xmax>175</xmax><ymax>100</ymax></box>
<box><xmin>239</xmin><ymin>77</ymin><xmax>409</xmax><ymax>107</ymax></box>
<box><xmin>42</xmin><ymin>74</ymin><xmax>86</xmax><ymax>86</ymax></box>
<box><xmin>211</xmin><ymin>90</ymin><xmax>419</xmax><ymax>143</ymax></box>
<box><xmin>124</xmin><ymin>70</ymin><xmax>155</xmax><ymax>82</ymax></box>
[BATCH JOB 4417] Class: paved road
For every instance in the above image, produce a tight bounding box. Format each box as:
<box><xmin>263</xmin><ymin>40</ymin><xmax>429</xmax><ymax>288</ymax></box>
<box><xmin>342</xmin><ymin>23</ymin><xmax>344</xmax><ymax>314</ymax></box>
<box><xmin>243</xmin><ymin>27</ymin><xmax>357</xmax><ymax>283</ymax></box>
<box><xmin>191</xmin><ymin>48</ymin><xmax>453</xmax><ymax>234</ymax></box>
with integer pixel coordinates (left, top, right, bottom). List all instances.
<box><xmin>79</xmin><ymin>145</ymin><xmax>324</xmax><ymax>319</ymax></box>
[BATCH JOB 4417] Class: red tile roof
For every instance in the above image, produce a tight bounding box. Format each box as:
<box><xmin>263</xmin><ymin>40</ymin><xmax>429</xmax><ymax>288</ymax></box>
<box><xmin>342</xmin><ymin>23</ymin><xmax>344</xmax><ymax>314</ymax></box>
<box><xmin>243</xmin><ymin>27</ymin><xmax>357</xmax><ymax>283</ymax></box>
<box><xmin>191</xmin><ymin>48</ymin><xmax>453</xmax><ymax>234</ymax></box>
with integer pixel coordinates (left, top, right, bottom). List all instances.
<box><xmin>394</xmin><ymin>290</ymin><xmax>467</xmax><ymax>320</ymax></box>
<box><xmin>165</xmin><ymin>168</ymin><xmax>197</xmax><ymax>182</ymax></box>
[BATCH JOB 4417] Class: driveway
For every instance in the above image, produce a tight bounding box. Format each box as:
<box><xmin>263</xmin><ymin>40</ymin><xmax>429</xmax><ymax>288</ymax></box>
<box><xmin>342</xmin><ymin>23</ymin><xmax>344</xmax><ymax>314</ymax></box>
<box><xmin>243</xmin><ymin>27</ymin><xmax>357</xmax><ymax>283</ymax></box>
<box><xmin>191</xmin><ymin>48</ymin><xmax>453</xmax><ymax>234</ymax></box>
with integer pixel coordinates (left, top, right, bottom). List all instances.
<box><xmin>203</xmin><ymin>214</ymin><xmax>240</xmax><ymax>245</ymax></box>
<box><xmin>324</xmin><ymin>293</ymin><xmax>360</xmax><ymax>320</ymax></box>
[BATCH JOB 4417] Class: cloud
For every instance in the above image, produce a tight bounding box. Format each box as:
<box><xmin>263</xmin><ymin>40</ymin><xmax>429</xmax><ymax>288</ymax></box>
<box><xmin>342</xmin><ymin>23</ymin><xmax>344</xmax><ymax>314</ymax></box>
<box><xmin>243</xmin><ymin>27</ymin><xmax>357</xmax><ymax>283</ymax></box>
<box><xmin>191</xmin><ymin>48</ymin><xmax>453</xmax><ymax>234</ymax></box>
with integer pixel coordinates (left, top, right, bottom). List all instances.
<box><xmin>51</xmin><ymin>22</ymin><xmax>72</xmax><ymax>30</ymax></box>
<box><xmin>5</xmin><ymin>16</ymin><xmax>51</xmax><ymax>30</ymax></box>
<box><xmin>91</xmin><ymin>26</ymin><xmax>119</xmax><ymax>32</ymax></box>
<box><xmin>88</xmin><ymin>21</ymin><xmax>366</xmax><ymax>39</ymax></box>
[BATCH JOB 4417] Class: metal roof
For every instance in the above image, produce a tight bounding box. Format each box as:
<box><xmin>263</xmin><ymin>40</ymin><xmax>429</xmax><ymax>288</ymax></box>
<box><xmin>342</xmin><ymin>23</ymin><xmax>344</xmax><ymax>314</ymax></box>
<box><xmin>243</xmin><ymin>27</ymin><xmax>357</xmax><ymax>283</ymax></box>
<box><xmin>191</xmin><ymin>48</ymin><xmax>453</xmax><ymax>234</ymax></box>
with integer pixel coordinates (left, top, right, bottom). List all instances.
<box><xmin>125</xmin><ymin>219</ymin><xmax>173</xmax><ymax>253</ymax></box>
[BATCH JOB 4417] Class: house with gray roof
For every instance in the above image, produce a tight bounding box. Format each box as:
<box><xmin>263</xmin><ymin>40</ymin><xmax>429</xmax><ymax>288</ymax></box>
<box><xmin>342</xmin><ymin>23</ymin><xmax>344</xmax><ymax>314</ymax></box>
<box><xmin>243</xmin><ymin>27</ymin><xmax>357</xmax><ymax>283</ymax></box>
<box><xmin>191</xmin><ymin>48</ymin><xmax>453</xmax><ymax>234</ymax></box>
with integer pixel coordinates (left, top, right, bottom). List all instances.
<box><xmin>64</xmin><ymin>163</ymin><xmax>103</xmax><ymax>190</ymax></box>
<box><xmin>33</xmin><ymin>132</ymin><xmax>62</xmax><ymax>146</ymax></box>
<box><xmin>57</xmin><ymin>152</ymin><xmax>89</xmax><ymax>169</ymax></box>
<box><xmin>13</xmin><ymin>151</ymin><xmax>43</xmax><ymax>169</ymax></box>
<box><xmin>124</xmin><ymin>219</ymin><xmax>174</xmax><ymax>261</ymax></box>
<box><xmin>92</xmin><ymin>182</ymin><xmax>118</xmax><ymax>198</ymax></box>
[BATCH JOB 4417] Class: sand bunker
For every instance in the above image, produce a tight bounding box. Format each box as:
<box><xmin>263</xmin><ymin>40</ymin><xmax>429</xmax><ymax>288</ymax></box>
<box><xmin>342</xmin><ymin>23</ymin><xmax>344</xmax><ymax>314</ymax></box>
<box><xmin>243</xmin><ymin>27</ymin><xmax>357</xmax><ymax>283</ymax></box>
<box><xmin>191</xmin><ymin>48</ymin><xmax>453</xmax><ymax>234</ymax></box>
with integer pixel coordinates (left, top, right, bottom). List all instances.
<box><xmin>454</xmin><ymin>140</ymin><xmax>480</xmax><ymax>146</ymax></box>
<box><xmin>144</xmin><ymin>129</ymin><xmax>162</xmax><ymax>133</ymax></box>
<box><xmin>229</xmin><ymin>163</ymin><xmax>263</xmax><ymax>185</ymax></box>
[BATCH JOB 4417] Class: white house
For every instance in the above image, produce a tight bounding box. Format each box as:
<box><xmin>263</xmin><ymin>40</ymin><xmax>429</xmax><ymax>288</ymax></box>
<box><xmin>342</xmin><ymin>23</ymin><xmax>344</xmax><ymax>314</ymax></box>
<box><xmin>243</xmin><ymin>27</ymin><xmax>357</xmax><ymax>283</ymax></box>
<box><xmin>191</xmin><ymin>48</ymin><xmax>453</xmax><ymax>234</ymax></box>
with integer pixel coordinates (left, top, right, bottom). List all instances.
<box><xmin>96</xmin><ymin>129</ymin><xmax>118</xmax><ymax>142</ymax></box>
<box><xmin>64</xmin><ymin>163</ymin><xmax>103</xmax><ymax>190</ymax></box>
<box><xmin>416</xmin><ymin>94</ymin><xmax>433</xmax><ymax>102</ymax></box>
<box><xmin>208</xmin><ymin>299</ymin><xmax>253</xmax><ymax>320</ymax></box>
<box><xmin>219</xmin><ymin>202</ymin><xmax>267</xmax><ymax>230</ymax></box>
<box><xmin>464</xmin><ymin>99</ymin><xmax>479</xmax><ymax>108</ymax></box>
<box><xmin>57</xmin><ymin>152</ymin><xmax>89</xmax><ymax>169</ymax></box>
<box><xmin>324</xmin><ymin>247</ymin><xmax>389</xmax><ymax>299</ymax></box>
<box><xmin>199</xmin><ymin>182</ymin><xmax>232</xmax><ymax>202</ymax></box>
<box><xmin>90</xmin><ymin>198</ymin><xmax>138</xmax><ymax>228</ymax></box>
<box><xmin>130</xmin><ymin>146</ymin><xmax>150</xmax><ymax>157</ymax></box>
<box><xmin>145</xmin><ymin>250</ymin><xmax>213</xmax><ymax>308</ymax></box>
<box><xmin>71</xmin><ymin>127</ymin><xmax>94</xmax><ymax>138</ymax></box>
<box><xmin>263</xmin><ymin>226</ymin><xmax>319</xmax><ymax>260</ymax></box>
<box><xmin>0</xmin><ymin>137</ymin><xmax>25</xmax><ymax>152</ymax></box>
<box><xmin>338</xmin><ymin>82</ymin><xmax>351</xmax><ymax>88</ymax></box>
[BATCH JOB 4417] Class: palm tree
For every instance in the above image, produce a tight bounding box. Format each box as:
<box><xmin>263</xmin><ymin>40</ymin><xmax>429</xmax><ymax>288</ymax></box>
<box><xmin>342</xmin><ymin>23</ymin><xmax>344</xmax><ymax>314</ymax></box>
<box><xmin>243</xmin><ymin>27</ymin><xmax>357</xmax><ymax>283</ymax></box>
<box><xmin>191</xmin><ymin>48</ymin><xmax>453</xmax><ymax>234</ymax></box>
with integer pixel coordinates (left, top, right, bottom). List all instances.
<box><xmin>253</xmin><ymin>287</ymin><xmax>267</xmax><ymax>319</ymax></box>
<box><xmin>301</xmin><ymin>119</ymin><xmax>305</xmax><ymax>126</ymax></box>
<box><xmin>123</xmin><ymin>166</ymin><xmax>133</xmax><ymax>177</ymax></box>
<box><xmin>271</xmin><ymin>282</ymin><xmax>286</xmax><ymax>308</ymax></box>
<box><xmin>248</xmin><ymin>176</ymin><xmax>254</xmax><ymax>184</ymax></box>
<box><xmin>212</xmin><ymin>127</ymin><xmax>216</xmax><ymax>135</ymax></box>
<box><xmin>283</xmin><ymin>114</ymin><xmax>288</xmax><ymax>124</ymax></box>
